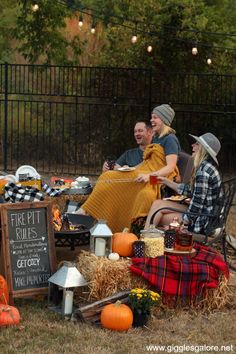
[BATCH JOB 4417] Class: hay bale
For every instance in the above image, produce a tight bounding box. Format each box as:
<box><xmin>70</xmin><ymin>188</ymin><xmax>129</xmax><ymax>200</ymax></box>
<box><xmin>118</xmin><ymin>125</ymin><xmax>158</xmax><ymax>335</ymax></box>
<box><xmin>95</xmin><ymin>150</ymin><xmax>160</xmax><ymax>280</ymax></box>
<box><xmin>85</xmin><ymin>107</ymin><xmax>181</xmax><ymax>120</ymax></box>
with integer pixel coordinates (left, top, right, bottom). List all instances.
<box><xmin>75</xmin><ymin>250</ymin><xmax>147</xmax><ymax>301</ymax></box>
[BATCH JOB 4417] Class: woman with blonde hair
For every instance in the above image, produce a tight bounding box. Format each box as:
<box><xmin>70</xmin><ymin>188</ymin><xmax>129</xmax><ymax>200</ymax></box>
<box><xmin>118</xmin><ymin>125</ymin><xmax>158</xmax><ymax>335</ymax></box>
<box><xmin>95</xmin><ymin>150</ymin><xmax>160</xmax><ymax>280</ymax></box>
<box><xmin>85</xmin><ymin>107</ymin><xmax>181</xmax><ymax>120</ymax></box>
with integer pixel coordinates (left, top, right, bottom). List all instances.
<box><xmin>145</xmin><ymin>132</ymin><xmax>222</xmax><ymax>234</ymax></box>
<box><xmin>75</xmin><ymin>104</ymin><xmax>181</xmax><ymax>233</ymax></box>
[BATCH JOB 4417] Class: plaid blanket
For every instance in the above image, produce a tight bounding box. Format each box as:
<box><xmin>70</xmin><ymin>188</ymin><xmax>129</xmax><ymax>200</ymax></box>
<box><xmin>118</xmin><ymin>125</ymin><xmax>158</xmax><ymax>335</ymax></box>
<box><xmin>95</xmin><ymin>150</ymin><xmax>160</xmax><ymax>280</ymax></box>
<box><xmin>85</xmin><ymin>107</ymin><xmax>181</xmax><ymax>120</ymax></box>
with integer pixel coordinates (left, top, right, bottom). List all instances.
<box><xmin>4</xmin><ymin>183</ymin><xmax>67</xmax><ymax>203</ymax></box>
<box><xmin>130</xmin><ymin>243</ymin><xmax>229</xmax><ymax>298</ymax></box>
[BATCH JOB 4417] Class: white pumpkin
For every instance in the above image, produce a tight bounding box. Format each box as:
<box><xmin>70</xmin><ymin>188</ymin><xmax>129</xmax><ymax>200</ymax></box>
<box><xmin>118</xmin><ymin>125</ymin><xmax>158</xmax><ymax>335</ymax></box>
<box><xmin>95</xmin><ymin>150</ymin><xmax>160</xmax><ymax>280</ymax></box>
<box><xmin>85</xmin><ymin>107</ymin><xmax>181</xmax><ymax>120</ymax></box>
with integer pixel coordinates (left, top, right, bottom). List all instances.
<box><xmin>108</xmin><ymin>252</ymin><xmax>120</xmax><ymax>261</ymax></box>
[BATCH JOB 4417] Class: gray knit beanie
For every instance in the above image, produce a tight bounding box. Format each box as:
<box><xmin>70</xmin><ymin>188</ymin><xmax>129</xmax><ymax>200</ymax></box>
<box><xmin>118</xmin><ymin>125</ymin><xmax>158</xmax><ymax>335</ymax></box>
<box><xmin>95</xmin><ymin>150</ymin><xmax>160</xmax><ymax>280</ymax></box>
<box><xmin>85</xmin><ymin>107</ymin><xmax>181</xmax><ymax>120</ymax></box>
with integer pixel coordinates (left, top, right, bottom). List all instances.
<box><xmin>152</xmin><ymin>104</ymin><xmax>175</xmax><ymax>126</ymax></box>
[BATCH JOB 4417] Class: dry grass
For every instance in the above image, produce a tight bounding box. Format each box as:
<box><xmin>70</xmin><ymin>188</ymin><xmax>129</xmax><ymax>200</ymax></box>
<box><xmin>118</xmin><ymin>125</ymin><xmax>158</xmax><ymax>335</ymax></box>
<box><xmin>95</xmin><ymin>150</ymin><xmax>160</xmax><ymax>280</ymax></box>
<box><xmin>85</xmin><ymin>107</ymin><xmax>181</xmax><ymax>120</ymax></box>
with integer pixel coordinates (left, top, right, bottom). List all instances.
<box><xmin>0</xmin><ymin>288</ymin><xmax>236</xmax><ymax>354</ymax></box>
<box><xmin>1</xmin><ymin>247</ymin><xmax>236</xmax><ymax>354</ymax></box>
<box><xmin>0</xmin><ymin>204</ymin><xmax>235</xmax><ymax>354</ymax></box>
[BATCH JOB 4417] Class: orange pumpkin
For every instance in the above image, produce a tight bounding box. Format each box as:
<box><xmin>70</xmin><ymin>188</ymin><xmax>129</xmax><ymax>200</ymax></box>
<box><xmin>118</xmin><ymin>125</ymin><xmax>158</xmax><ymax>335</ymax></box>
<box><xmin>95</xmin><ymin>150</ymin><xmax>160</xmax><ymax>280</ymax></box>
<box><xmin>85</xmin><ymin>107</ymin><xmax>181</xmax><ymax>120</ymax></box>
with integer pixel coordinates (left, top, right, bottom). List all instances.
<box><xmin>0</xmin><ymin>275</ymin><xmax>9</xmax><ymax>305</ymax></box>
<box><xmin>0</xmin><ymin>304</ymin><xmax>20</xmax><ymax>327</ymax></box>
<box><xmin>112</xmin><ymin>229</ymin><xmax>138</xmax><ymax>257</ymax></box>
<box><xmin>100</xmin><ymin>301</ymin><xmax>133</xmax><ymax>331</ymax></box>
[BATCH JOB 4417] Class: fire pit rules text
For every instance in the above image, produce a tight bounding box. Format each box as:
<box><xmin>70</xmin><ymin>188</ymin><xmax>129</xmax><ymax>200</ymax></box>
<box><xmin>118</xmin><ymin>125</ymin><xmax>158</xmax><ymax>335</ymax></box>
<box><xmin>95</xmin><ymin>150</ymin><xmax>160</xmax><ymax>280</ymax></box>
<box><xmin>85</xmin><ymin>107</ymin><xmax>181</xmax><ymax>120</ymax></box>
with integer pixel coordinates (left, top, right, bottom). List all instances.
<box><xmin>7</xmin><ymin>208</ymin><xmax>52</xmax><ymax>291</ymax></box>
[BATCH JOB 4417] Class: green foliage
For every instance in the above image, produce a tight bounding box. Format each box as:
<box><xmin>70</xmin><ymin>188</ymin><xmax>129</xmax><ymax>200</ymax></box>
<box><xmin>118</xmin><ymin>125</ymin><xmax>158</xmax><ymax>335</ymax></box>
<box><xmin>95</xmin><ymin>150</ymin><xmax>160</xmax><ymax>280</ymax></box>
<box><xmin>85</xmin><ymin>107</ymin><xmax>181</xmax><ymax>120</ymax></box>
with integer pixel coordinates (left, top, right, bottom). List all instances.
<box><xmin>13</xmin><ymin>0</ymin><xmax>83</xmax><ymax>64</ymax></box>
<box><xmin>0</xmin><ymin>0</ymin><xmax>20</xmax><ymax>63</ymax></box>
<box><xmin>80</xmin><ymin>0</ymin><xmax>236</xmax><ymax>74</ymax></box>
<box><xmin>1</xmin><ymin>0</ymin><xmax>235</xmax><ymax>70</ymax></box>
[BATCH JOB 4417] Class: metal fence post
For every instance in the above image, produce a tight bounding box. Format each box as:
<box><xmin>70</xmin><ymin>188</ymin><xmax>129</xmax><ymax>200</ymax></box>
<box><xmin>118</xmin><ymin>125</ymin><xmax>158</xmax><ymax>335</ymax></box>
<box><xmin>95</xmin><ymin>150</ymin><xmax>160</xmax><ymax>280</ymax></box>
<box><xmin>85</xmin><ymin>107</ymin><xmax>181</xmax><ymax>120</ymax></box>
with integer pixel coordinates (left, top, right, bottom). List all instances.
<box><xmin>4</xmin><ymin>62</ymin><xmax>8</xmax><ymax>172</ymax></box>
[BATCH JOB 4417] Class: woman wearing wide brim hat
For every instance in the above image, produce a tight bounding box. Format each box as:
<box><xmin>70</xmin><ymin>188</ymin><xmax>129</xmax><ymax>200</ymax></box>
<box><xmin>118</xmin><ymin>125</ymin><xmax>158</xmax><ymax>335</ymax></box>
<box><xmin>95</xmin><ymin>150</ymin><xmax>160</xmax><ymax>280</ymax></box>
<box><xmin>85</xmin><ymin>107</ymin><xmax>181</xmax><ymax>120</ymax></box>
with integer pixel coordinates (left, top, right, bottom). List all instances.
<box><xmin>145</xmin><ymin>132</ymin><xmax>222</xmax><ymax>234</ymax></box>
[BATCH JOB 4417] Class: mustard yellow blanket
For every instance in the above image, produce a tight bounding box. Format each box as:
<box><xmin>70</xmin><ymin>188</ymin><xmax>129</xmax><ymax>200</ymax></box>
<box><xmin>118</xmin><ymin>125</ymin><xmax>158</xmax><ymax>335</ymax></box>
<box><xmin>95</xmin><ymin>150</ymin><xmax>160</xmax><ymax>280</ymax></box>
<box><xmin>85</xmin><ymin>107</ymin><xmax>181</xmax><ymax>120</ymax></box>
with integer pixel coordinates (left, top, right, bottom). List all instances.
<box><xmin>82</xmin><ymin>144</ymin><xmax>179</xmax><ymax>232</ymax></box>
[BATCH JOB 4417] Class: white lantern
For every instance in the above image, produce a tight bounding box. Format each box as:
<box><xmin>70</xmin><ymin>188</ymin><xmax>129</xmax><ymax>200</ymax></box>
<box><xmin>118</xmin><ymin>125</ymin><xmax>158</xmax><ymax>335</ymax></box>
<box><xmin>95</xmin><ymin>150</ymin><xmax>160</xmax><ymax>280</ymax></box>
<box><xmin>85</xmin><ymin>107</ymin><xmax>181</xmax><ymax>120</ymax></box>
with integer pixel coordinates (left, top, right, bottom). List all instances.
<box><xmin>90</xmin><ymin>219</ymin><xmax>113</xmax><ymax>256</ymax></box>
<box><xmin>48</xmin><ymin>262</ymin><xmax>87</xmax><ymax>318</ymax></box>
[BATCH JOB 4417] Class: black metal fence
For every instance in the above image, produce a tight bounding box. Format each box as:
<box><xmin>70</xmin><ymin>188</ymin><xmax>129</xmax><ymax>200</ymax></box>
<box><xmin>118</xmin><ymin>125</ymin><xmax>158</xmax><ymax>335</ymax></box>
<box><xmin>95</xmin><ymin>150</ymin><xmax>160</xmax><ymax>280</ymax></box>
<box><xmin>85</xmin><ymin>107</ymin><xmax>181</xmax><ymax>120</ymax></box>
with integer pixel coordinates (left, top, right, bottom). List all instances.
<box><xmin>0</xmin><ymin>63</ymin><xmax>235</xmax><ymax>177</ymax></box>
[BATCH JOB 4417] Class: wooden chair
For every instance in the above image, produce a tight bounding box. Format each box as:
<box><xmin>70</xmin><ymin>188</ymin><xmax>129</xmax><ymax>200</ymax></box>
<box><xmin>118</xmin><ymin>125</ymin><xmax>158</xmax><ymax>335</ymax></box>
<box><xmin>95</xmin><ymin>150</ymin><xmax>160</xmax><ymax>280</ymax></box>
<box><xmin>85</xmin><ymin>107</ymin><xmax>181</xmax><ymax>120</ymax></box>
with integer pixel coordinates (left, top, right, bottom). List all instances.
<box><xmin>150</xmin><ymin>177</ymin><xmax>236</xmax><ymax>268</ymax></box>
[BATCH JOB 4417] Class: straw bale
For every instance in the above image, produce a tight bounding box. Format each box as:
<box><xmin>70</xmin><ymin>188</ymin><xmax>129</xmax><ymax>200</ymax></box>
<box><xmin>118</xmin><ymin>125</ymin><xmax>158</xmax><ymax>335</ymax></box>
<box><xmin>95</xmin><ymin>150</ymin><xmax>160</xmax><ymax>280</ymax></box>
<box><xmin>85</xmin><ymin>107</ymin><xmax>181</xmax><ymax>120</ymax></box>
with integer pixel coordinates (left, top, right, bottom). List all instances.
<box><xmin>195</xmin><ymin>275</ymin><xmax>232</xmax><ymax>313</ymax></box>
<box><xmin>151</xmin><ymin>274</ymin><xmax>231</xmax><ymax>315</ymax></box>
<box><xmin>75</xmin><ymin>250</ymin><xmax>147</xmax><ymax>301</ymax></box>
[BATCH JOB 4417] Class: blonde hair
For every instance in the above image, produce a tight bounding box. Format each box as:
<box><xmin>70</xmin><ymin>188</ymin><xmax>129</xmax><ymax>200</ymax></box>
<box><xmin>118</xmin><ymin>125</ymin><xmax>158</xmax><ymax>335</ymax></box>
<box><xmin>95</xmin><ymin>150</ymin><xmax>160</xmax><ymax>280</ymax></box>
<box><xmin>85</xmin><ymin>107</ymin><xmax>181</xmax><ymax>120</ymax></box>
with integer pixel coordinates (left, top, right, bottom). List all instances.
<box><xmin>159</xmin><ymin>124</ymin><xmax>176</xmax><ymax>138</ymax></box>
<box><xmin>190</xmin><ymin>144</ymin><xmax>208</xmax><ymax>186</ymax></box>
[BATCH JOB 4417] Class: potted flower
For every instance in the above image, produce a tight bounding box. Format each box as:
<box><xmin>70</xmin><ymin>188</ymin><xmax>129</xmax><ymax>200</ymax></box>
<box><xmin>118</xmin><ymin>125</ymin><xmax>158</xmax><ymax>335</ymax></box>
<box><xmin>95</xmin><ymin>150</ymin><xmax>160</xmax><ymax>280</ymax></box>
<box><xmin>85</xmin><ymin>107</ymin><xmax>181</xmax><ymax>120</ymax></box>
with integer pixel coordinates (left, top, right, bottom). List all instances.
<box><xmin>128</xmin><ymin>288</ymin><xmax>160</xmax><ymax>327</ymax></box>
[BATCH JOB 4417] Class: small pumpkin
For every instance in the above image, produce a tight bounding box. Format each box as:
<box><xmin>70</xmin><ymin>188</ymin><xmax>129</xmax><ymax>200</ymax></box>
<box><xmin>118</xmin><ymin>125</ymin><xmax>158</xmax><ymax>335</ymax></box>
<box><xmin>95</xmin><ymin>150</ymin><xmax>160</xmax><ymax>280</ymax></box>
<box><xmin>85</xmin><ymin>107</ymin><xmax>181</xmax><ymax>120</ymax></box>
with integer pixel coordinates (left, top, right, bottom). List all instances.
<box><xmin>100</xmin><ymin>301</ymin><xmax>133</xmax><ymax>331</ymax></box>
<box><xmin>0</xmin><ymin>304</ymin><xmax>20</xmax><ymax>327</ymax></box>
<box><xmin>112</xmin><ymin>228</ymin><xmax>138</xmax><ymax>257</ymax></box>
<box><xmin>108</xmin><ymin>252</ymin><xmax>120</xmax><ymax>261</ymax></box>
<box><xmin>0</xmin><ymin>275</ymin><xmax>9</xmax><ymax>305</ymax></box>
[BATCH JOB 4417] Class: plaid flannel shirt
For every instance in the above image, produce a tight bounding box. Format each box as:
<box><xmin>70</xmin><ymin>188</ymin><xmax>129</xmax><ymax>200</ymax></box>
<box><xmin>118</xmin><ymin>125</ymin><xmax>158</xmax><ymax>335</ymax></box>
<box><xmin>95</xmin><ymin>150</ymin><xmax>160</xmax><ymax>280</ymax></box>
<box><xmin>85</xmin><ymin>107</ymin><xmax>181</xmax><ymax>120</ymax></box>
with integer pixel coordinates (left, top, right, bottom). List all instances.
<box><xmin>130</xmin><ymin>243</ymin><xmax>229</xmax><ymax>298</ymax></box>
<box><xmin>177</xmin><ymin>160</ymin><xmax>222</xmax><ymax>233</ymax></box>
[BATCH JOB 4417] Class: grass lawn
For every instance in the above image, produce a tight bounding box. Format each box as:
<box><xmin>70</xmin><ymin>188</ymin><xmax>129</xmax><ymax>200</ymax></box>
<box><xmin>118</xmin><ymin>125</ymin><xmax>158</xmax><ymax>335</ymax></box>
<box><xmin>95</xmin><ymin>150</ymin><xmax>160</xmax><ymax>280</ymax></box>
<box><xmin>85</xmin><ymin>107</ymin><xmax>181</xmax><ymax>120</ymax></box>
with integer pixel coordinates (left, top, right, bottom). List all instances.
<box><xmin>1</xmin><ymin>206</ymin><xmax>236</xmax><ymax>354</ymax></box>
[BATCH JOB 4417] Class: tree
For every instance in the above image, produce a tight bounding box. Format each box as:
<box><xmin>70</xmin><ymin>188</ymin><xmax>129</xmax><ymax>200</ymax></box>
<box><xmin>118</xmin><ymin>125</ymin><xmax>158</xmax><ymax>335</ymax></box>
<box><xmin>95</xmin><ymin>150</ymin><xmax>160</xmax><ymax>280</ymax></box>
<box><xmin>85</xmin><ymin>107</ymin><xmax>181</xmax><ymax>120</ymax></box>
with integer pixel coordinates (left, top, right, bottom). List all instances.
<box><xmin>0</xmin><ymin>0</ymin><xmax>19</xmax><ymax>63</ymax></box>
<box><xmin>80</xmin><ymin>0</ymin><xmax>236</xmax><ymax>73</ymax></box>
<box><xmin>13</xmin><ymin>0</ymin><xmax>83</xmax><ymax>64</ymax></box>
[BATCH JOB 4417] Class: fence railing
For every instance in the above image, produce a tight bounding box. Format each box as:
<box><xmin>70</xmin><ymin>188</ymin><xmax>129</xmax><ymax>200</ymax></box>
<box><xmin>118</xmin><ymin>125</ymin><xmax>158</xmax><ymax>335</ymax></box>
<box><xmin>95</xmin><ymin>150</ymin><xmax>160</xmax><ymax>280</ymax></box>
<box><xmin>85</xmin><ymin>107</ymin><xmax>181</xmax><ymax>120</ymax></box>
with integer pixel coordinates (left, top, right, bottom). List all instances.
<box><xmin>0</xmin><ymin>63</ymin><xmax>235</xmax><ymax>177</ymax></box>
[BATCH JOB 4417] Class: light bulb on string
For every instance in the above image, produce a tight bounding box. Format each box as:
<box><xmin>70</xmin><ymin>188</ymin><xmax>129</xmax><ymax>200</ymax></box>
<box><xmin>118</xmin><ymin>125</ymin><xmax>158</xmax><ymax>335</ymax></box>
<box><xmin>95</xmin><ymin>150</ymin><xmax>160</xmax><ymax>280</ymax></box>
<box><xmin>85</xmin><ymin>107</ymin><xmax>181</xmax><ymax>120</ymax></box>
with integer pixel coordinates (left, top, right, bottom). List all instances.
<box><xmin>32</xmin><ymin>3</ymin><xmax>39</xmax><ymax>12</ymax></box>
<box><xmin>78</xmin><ymin>15</ymin><xmax>83</xmax><ymax>28</ymax></box>
<box><xmin>192</xmin><ymin>45</ymin><xmax>198</xmax><ymax>55</ymax></box>
<box><xmin>91</xmin><ymin>24</ymin><xmax>96</xmax><ymax>34</ymax></box>
<box><xmin>131</xmin><ymin>35</ymin><xmax>137</xmax><ymax>44</ymax></box>
<box><xmin>147</xmin><ymin>45</ymin><xmax>153</xmax><ymax>53</ymax></box>
<box><xmin>131</xmin><ymin>22</ymin><xmax>138</xmax><ymax>44</ymax></box>
<box><xmin>207</xmin><ymin>58</ymin><xmax>212</xmax><ymax>65</ymax></box>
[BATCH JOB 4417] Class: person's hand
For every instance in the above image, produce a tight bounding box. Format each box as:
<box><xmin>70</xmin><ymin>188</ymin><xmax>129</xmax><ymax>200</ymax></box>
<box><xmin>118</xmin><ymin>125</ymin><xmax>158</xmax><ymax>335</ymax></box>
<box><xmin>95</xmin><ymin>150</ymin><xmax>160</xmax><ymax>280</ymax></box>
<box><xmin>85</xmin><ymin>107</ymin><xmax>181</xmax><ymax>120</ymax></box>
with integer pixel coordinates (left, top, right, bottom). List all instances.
<box><xmin>102</xmin><ymin>161</ymin><xmax>110</xmax><ymax>172</ymax></box>
<box><xmin>155</xmin><ymin>176</ymin><xmax>168</xmax><ymax>184</ymax></box>
<box><xmin>135</xmin><ymin>173</ymin><xmax>150</xmax><ymax>183</ymax></box>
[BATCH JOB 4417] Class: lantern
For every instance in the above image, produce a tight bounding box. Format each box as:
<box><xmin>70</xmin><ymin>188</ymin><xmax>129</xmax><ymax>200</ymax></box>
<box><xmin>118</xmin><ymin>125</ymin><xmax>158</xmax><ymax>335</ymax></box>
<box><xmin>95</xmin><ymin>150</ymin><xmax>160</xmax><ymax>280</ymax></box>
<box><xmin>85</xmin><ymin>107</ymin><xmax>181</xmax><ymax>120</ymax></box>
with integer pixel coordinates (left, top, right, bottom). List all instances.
<box><xmin>48</xmin><ymin>262</ymin><xmax>87</xmax><ymax>318</ymax></box>
<box><xmin>90</xmin><ymin>219</ymin><xmax>113</xmax><ymax>256</ymax></box>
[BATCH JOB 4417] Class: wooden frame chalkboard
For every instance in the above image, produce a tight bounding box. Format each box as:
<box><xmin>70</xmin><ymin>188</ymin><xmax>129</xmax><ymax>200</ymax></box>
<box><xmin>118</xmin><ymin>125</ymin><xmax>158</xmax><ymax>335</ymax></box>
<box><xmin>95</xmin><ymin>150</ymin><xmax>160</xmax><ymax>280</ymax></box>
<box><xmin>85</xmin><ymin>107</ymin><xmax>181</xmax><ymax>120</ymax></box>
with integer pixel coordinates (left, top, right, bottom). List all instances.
<box><xmin>0</xmin><ymin>201</ymin><xmax>57</xmax><ymax>303</ymax></box>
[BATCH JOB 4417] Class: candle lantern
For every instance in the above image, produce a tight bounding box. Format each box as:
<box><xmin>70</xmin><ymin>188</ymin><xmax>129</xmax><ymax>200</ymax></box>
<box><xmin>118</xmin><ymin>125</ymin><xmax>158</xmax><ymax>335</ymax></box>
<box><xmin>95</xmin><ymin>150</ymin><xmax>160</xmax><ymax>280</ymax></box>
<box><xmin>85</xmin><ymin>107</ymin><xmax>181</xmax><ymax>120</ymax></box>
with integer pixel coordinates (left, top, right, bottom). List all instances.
<box><xmin>48</xmin><ymin>262</ymin><xmax>87</xmax><ymax>318</ymax></box>
<box><xmin>90</xmin><ymin>219</ymin><xmax>113</xmax><ymax>256</ymax></box>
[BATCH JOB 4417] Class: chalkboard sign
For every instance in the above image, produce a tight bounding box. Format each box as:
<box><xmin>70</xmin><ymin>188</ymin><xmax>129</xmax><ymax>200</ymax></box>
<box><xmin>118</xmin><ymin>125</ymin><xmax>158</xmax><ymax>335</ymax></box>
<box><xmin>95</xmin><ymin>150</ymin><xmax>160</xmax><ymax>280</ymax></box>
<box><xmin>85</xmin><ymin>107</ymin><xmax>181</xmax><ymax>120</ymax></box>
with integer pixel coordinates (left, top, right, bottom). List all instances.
<box><xmin>0</xmin><ymin>202</ymin><xmax>57</xmax><ymax>303</ymax></box>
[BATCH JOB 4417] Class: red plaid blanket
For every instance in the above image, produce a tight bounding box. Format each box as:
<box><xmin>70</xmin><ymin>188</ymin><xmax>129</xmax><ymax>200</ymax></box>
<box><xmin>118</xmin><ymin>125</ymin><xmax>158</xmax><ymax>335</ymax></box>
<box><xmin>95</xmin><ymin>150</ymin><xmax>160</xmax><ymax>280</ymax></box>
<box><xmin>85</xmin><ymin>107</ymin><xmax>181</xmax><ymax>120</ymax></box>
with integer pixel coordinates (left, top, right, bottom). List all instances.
<box><xmin>130</xmin><ymin>244</ymin><xmax>229</xmax><ymax>298</ymax></box>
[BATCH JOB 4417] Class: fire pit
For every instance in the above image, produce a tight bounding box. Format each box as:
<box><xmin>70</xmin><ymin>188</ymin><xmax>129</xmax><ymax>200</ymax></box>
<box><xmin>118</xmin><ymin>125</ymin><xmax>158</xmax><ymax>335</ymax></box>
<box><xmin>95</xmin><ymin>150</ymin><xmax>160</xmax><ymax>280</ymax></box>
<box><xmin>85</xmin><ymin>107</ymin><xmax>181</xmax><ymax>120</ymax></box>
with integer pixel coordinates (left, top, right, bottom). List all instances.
<box><xmin>54</xmin><ymin>227</ymin><xmax>90</xmax><ymax>251</ymax></box>
<box><xmin>53</xmin><ymin>211</ymin><xmax>96</xmax><ymax>251</ymax></box>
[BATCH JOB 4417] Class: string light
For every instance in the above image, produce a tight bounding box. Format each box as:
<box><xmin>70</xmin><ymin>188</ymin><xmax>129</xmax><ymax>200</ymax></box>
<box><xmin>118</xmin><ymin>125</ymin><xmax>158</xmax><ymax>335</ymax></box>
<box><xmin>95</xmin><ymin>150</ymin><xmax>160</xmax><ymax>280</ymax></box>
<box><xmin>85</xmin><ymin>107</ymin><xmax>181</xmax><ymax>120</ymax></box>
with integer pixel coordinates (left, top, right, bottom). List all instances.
<box><xmin>91</xmin><ymin>23</ymin><xmax>96</xmax><ymax>34</ymax></box>
<box><xmin>32</xmin><ymin>3</ymin><xmax>39</xmax><ymax>12</ymax></box>
<box><xmin>78</xmin><ymin>15</ymin><xmax>83</xmax><ymax>28</ymax></box>
<box><xmin>147</xmin><ymin>45</ymin><xmax>153</xmax><ymax>53</ymax></box>
<box><xmin>192</xmin><ymin>43</ymin><xmax>198</xmax><ymax>55</ymax></box>
<box><xmin>207</xmin><ymin>58</ymin><xmax>212</xmax><ymax>65</ymax></box>
<box><xmin>131</xmin><ymin>22</ymin><xmax>138</xmax><ymax>43</ymax></box>
<box><xmin>131</xmin><ymin>35</ymin><xmax>137</xmax><ymax>44</ymax></box>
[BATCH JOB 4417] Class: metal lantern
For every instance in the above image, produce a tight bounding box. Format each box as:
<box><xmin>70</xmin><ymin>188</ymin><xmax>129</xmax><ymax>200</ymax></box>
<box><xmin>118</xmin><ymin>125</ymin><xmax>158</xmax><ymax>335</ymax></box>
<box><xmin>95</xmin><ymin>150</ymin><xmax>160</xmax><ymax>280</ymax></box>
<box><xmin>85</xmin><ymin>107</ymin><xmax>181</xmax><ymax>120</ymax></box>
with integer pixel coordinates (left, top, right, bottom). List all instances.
<box><xmin>90</xmin><ymin>219</ymin><xmax>113</xmax><ymax>256</ymax></box>
<box><xmin>48</xmin><ymin>262</ymin><xmax>87</xmax><ymax>318</ymax></box>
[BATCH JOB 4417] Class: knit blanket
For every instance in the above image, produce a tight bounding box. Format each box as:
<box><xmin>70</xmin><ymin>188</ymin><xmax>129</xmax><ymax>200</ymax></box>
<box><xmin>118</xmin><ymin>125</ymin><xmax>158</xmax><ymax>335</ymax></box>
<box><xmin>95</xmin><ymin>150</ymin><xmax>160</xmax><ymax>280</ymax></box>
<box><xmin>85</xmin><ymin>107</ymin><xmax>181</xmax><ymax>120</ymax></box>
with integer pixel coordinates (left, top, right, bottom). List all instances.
<box><xmin>82</xmin><ymin>144</ymin><xmax>179</xmax><ymax>232</ymax></box>
<box><xmin>130</xmin><ymin>243</ymin><xmax>229</xmax><ymax>299</ymax></box>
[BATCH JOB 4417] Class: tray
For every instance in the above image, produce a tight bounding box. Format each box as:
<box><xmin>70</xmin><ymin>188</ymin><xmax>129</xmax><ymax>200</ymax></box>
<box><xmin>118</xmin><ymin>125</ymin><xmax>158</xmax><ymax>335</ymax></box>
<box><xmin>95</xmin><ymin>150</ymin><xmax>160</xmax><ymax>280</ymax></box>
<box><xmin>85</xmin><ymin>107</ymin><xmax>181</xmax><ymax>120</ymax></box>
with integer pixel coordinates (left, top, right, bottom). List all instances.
<box><xmin>163</xmin><ymin>195</ymin><xmax>186</xmax><ymax>202</ymax></box>
<box><xmin>164</xmin><ymin>248</ymin><xmax>196</xmax><ymax>256</ymax></box>
<box><xmin>117</xmin><ymin>167</ymin><xmax>136</xmax><ymax>172</ymax></box>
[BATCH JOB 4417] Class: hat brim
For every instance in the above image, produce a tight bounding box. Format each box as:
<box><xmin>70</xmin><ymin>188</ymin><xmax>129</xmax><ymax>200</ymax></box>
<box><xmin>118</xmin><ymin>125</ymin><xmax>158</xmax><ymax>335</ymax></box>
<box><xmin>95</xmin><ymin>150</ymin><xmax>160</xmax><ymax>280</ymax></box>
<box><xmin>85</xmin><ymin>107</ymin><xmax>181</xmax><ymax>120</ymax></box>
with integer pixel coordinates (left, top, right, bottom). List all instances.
<box><xmin>189</xmin><ymin>134</ymin><xmax>219</xmax><ymax>164</ymax></box>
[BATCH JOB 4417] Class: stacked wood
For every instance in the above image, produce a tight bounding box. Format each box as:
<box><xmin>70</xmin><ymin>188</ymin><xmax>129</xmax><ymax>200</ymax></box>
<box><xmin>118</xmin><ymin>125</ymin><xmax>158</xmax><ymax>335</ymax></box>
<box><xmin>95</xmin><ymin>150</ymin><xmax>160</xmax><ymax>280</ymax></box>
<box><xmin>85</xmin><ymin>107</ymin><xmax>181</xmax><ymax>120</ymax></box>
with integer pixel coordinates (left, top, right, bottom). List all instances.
<box><xmin>73</xmin><ymin>290</ymin><xmax>130</xmax><ymax>324</ymax></box>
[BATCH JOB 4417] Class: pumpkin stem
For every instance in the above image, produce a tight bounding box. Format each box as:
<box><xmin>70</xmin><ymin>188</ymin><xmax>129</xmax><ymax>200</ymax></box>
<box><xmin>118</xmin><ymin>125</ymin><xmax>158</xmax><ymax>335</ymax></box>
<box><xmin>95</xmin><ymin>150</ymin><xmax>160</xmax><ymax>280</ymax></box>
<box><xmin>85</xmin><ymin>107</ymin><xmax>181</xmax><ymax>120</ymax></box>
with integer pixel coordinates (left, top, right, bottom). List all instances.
<box><xmin>122</xmin><ymin>228</ymin><xmax>129</xmax><ymax>233</ymax></box>
<box><xmin>114</xmin><ymin>300</ymin><xmax>122</xmax><ymax>308</ymax></box>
